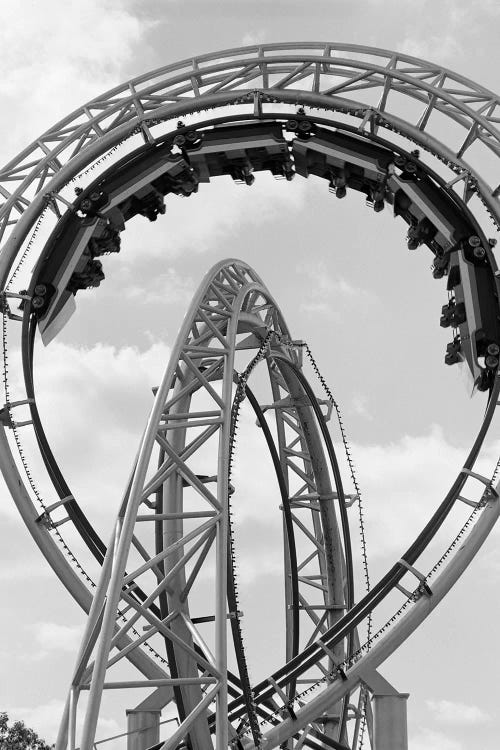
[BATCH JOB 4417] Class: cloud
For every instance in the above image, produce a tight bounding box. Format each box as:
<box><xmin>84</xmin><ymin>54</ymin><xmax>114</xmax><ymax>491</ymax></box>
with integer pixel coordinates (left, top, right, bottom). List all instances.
<box><xmin>0</xmin><ymin>1</ymin><xmax>155</xmax><ymax>161</ymax></box>
<box><xmin>399</xmin><ymin>35</ymin><xmax>460</xmax><ymax>63</ymax></box>
<box><xmin>427</xmin><ymin>699</ymin><xmax>491</xmax><ymax>726</ymax></box>
<box><xmin>351</xmin><ymin>394</ymin><xmax>373</xmax><ymax>420</ymax></box>
<box><xmin>222</xmin><ymin>403</ymin><xmax>500</xmax><ymax>589</ymax></box>
<box><xmin>0</xmin><ymin>339</ymin><xmax>172</xmax><ymax>536</ymax></box>
<box><xmin>241</xmin><ymin>31</ymin><xmax>268</xmax><ymax>47</ymax></box>
<box><xmin>118</xmin><ymin>173</ymin><xmax>307</xmax><ymax>260</ymax></box>
<box><xmin>0</xmin><ymin>558</ymin><xmax>53</xmax><ymax>581</ymax></box>
<box><xmin>5</xmin><ymin>700</ymin><xmax>66</xmax><ymax>745</ymax></box>
<box><xmin>97</xmin><ymin>264</ymin><xmax>199</xmax><ymax>316</ymax></box>
<box><xmin>330</xmin><ymin>422</ymin><xmax>500</xmax><ymax>572</ymax></box>
<box><xmin>350</xmin><ymin>425</ymin><xmax>490</xmax><ymax>560</ymax></box>
<box><xmin>411</xmin><ymin>728</ymin><xmax>462</xmax><ymax>750</ymax></box>
<box><xmin>299</xmin><ymin>260</ymin><xmax>376</xmax><ymax>299</ymax></box>
<box><xmin>298</xmin><ymin>260</ymin><xmax>378</xmax><ymax>319</ymax></box>
<box><xmin>4</xmin><ymin>333</ymin><xmax>498</xmax><ymax>578</ymax></box>
<box><xmin>29</xmin><ymin>621</ymin><xmax>83</xmax><ymax>655</ymax></box>
<box><xmin>364</xmin><ymin>0</ymin><xmax>428</xmax><ymax>4</ymax></box>
<box><xmin>115</xmin><ymin>267</ymin><xmax>196</xmax><ymax>306</ymax></box>
<box><xmin>35</xmin><ymin>340</ymin><xmax>169</xmax><ymax>420</ymax></box>
<box><xmin>298</xmin><ymin>301</ymin><xmax>340</xmax><ymax>319</ymax></box>
<box><xmin>398</xmin><ymin>0</ymin><xmax>500</xmax><ymax>65</ymax></box>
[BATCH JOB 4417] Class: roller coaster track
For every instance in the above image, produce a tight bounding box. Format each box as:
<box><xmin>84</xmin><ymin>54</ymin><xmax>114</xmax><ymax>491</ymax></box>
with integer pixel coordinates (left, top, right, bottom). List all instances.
<box><xmin>0</xmin><ymin>43</ymin><xmax>500</xmax><ymax>750</ymax></box>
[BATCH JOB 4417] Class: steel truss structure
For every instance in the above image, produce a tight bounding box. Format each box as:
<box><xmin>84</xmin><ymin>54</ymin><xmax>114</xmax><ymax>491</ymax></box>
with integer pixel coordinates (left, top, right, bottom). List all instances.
<box><xmin>57</xmin><ymin>259</ymin><xmax>358</xmax><ymax>750</ymax></box>
<box><xmin>0</xmin><ymin>43</ymin><xmax>500</xmax><ymax>750</ymax></box>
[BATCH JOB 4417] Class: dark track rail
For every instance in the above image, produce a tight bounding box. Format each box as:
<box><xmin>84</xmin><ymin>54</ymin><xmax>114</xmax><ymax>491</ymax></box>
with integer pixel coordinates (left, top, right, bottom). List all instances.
<box><xmin>3</xmin><ymin>92</ymin><xmax>499</xmax><ymax>747</ymax></box>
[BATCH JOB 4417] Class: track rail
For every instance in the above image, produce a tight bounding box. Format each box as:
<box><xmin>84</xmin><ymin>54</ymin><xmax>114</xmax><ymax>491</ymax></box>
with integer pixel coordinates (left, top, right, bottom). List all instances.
<box><xmin>1</xmin><ymin>43</ymin><xmax>500</xmax><ymax>750</ymax></box>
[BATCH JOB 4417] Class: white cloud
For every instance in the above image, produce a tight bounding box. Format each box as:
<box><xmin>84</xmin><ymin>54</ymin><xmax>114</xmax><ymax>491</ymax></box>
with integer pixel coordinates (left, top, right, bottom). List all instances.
<box><xmin>241</xmin><ymin>31</ymin><xmax>267</xmax><ymax>47</ymax></box>
<box><xmin>120</xmin><ymin>267</ymin><xmax>195</xmax><ymax>306</ymax></box>
<box><xmin>29</xmin><ymin>621</ymin><xmax>83</xmax><ymax>654</ymax></box>
<box><xmin>411</xmin><ymin>728</ymin><xmax>462</xmax><ymax>750</ymax></box>
<box><xmin>299</xmin><ymin>260</ymin><xmax>376</xmax><ymax>299</ymax></box>
<box><xmin>4</xmin><ymin>335</ymin><xmax>498</xmax><ymax>579</ymax></box>
<box><xmin>398</xmin><ymin>0</ymin><xmax>500</xmax><ymax>65</ymax></box>
<box><xmin>399</xmin><ymin>35</ymin><xmax>460</xmax><ymax>63</ymax></box>
<box><xmin>341</xmin><ymin>425</ymin><xmax>500</xmax><ymax>562</ymax></box>
<box><xmin>364</xmin><ymin>0</ymin><xmax>428</xmax><ymax>4</ymax></box>
<box><xmin>0</xmin><ymin>1</ymin><xmax>155</xmax><ymax>160</ymax></box>
<box><xmin>299</xmin><ymin>300</ymin><xmax>340</xmax><ymax>319</ymax></box>
<box><xmin>298</xmin><ymin>260</ymin><xmax>378</xmax><ymax>318</ymax></box>
<box><xmin>224</xmin><ymin>406</ymin><xmax>500</xmax><ymax>586</ymax></box>
<box><xmin>351</xmin><ymin>394</ymin><xmax>373</xmax><ymax>420</ymax></box>
<box><xmin>6</xmin><ymin>700</ymin><xmax>65</xmax><ymax>744</ymax></box>
<box><xmin>427</xmin><ymin>699</ymin><xmax>491</xmax><ymax>725</ymax></box>
<box><xmin>0</xmin><ymin>558</ymin><xmax>53</xmax><ymax>581</ymax></box>
<box><xmin>119</xmin><ymin>173</ymin><xmax>307</xmax><ymax>260</ymax></box>
<box><xmin>0</xmin><ymin>340</ymin><xmax>172</xmax><ymax>532</ymax></box>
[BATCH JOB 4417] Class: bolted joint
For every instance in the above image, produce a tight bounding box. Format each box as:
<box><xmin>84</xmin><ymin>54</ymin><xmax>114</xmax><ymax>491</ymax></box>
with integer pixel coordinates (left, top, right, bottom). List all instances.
<box><xmin>0</xmin><ymin>406</ymin><xmax>14</xmax><ymax>428</ymax></box>
<box><xmin>35</xmin><ymin>511</ymin><xmax>53</xmax><ymax>529</ymax></box>
<box><xmin>337</xmin><ymin>666</ymin><xmax>348</xmax><ymax>681</ymax></box>
<box><xmin>283</xmin><ymin>701</ymin><xmax>297</xmax><ymax>720</ymax></box>
<box><xmin>484</xmin><ymin>484</ymin><xmax>499</xmax><ymax>500</ymax></box>
<box><xmin>0</xmin><ymin>293</ymin><xmax>23</xmax><ymax>321</ymax></box>
<box><xmin>415</xmin><ymin>581</ymin><xmax>433</xmax><ymax>599</ymax></box>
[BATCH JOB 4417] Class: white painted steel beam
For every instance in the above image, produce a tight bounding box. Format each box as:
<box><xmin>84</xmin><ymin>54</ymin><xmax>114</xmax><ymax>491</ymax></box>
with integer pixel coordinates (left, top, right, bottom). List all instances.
<box><xmin>248</xmin><ymin>491</ymin><xmax>499</xmax><ymax>749</ymax></box>
<box><xmin>1</xmin><ymin>43</ymin><xmax>500</xmax><ymax>750</ymax></box>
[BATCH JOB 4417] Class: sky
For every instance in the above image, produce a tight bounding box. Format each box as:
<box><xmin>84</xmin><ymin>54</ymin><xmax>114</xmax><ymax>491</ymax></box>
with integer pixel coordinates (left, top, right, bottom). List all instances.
<box><xmin>1</xmin><ymin>1</ymin><xmax>500</xmax><ymax>749</ymax></box>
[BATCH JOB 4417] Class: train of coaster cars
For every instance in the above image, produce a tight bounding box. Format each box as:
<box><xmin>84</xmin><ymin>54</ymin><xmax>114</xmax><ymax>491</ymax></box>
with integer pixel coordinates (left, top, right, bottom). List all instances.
<box><xmin>0</xmin><ymin>44</ymin><xmax>500</xmax><ymax>750</ymax></box>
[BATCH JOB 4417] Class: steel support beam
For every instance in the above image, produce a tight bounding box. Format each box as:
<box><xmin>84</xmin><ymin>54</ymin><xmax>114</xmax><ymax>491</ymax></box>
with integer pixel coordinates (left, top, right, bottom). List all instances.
<box><xmin>126</xmin><ymin>710</ymin><xmax>161</xmax><ymax>750</ymax></box>
<box><xmin>372</xmin><ymin>694</ymin><xmax>409</xmax><ymax>750</ymax></box>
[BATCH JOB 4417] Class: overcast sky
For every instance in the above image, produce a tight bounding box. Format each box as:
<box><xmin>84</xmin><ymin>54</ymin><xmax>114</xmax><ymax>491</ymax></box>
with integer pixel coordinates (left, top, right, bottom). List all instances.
<box><xmin>1</xmin><ymin>2</ymin><xmax>500</xmax><ymax>749</ymax></box>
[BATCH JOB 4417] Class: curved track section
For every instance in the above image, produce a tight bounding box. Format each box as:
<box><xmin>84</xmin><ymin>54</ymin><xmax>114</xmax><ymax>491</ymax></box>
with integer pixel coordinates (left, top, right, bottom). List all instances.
<box><xmin>0</xmin><ymin>43</ymin><xmax>500</xmax><ymax>750</ymax></box>
<box><xmin>55</xmin><ymin>259</ymin><xmax>352</xmax><ymax>750</ymax></box>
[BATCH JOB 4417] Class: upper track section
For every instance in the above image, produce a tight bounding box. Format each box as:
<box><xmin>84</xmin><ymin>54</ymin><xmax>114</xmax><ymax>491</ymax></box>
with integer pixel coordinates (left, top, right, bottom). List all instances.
<box><xmin>17</xmin><ymin>116</ymin><xmax>500</xmax><ymax>393</ymax></box>
<box><xmin>1</xmin><ymin>42</ymin><xmax>499</xmax><ymax>245</ymax></box>
<box><xmin>1</xmin><ymin>43</ymin><xmax>500</xmax><ymax>390</ymax></box>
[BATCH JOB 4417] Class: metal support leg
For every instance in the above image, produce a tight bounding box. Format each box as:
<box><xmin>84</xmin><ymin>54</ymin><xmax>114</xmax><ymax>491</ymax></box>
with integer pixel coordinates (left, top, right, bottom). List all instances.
<box><xmin>372</xmin><ymin>694</ymin><xmax>409</xmax><ymax>750</ymax></box>
<box><xmin>359</xmin><ymin>668</ymin><xmax>409</xmax><ymax>750</ymax></box>
<box><xmin>126</xmin><ymin>709</ymin><xmax>161</xmax><ymax>750</ymax></box>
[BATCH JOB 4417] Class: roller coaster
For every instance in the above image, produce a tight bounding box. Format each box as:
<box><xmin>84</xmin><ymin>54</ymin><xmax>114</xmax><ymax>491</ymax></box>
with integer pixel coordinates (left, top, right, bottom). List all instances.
<box><xmin>0</xmin><ymin>43</ymin><xmax>499</xmax><ymax>750</ymax></box>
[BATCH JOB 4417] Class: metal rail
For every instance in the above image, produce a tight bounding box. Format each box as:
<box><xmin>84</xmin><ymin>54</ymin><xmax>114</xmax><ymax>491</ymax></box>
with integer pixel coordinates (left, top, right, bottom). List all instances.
<box><xmin>1</xmin><ymin>43</ymin><xmax>500</xmax><ymax>750</ymax></box>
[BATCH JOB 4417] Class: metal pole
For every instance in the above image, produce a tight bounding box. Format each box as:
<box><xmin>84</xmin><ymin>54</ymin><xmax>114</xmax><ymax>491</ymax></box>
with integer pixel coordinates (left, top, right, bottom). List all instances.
<box><xmin>126</xmin><ymin>710</ymin><xmax>161</xmax><ymax>750</ymax></box>
<box><xmin>372</xmin><ymin>694</ymin><xmax>409</xmax><ymax>750</ymax></box>
<box><xmin>214</xmin><ymin>286</ymin><xmax>245</xmax><ymax>750</ymax></box>
<box><xmin>69</xmin><ymin>688</ymin><xmax>78</xmax><ymax>750</ymax></box>
<box><xmin>80</xmin><ymin>355</ymin><xmax>180</xmax><ymax>750</ymax></box>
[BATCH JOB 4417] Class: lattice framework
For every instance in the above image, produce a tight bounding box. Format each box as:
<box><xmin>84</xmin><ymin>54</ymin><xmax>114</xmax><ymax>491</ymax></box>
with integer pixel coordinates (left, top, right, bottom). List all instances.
<box><xmin>1</xmin><ymin>42</ymin><xmax>500</xmax><ymax>260</ymax></box>
<box><xmin>1</xmin><ymin>42</ymin><xmax>500</xmax><ymax>750</ymax></box>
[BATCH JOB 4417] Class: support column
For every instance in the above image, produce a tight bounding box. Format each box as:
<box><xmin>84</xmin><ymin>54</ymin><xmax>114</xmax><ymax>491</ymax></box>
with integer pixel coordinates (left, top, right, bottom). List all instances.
<box><xmin>126</xmin><ymin>709</ymin><xmax>161</xmax><ymax>750</ymax></box>
<box><xmin>372</xmin><ymin>693</ymin><xmax>409</xmax><ymax>750</ymax></box>
<box><xmin>359</xmin><ymin>668</ymin><xmax>408</xmax><ymax>750</ymax></box>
